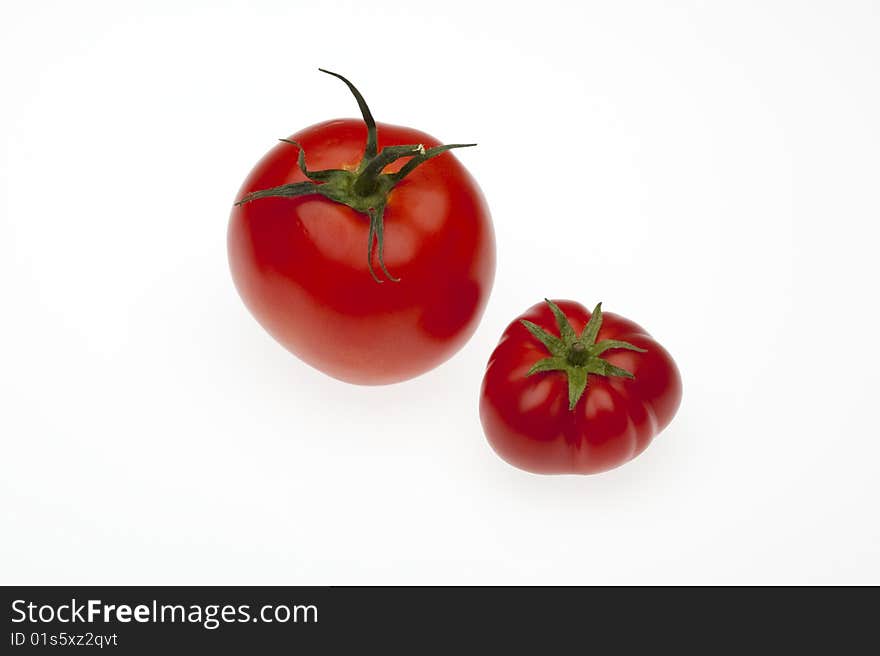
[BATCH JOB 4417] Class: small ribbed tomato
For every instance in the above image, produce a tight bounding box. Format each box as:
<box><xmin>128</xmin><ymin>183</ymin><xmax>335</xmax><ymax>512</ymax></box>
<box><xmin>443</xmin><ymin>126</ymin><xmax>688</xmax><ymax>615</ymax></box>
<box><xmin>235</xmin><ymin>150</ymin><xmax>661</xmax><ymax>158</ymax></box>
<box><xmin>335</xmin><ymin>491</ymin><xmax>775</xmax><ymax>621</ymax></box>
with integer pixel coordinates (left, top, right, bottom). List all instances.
<box><xmin>480</xmin><ymin>300</ymin><xmax>682</xmax><ymax>475</ymax></box>
<box><xmin>228</xmin><ymin>70</ymin><xmax>495</xmax><ymax>384</ymax></box>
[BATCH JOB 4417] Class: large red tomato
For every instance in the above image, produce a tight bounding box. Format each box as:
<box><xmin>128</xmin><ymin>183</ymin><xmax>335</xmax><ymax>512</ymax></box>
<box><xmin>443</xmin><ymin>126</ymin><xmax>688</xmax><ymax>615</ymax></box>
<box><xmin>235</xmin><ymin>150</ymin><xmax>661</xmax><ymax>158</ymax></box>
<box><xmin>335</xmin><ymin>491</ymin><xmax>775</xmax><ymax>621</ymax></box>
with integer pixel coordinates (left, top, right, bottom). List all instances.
<box><xmin>228</xmin><ymin>71</ymin><xmax>495</xmax><ymax>384</ymax></box>
<box><xmin>480</xmin><ymin>300</ymin><xmax>682</xmax><ymax>474</ymax></box>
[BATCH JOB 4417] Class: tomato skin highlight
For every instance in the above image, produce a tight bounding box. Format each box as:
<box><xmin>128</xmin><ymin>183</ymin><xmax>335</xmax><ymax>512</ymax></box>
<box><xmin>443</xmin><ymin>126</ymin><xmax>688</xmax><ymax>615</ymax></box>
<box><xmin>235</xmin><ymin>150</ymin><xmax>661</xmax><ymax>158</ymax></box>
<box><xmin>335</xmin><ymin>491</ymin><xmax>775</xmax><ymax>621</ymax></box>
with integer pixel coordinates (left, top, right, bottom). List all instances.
<box><xmin>479</xmin><ymin>300</ymin><xmax>682</xmax><ymax>474</ymax></box>
<box><xmin>228</xmin><ymin>119</ymin><xmax>495</xmax><ymax>385</ymax></box>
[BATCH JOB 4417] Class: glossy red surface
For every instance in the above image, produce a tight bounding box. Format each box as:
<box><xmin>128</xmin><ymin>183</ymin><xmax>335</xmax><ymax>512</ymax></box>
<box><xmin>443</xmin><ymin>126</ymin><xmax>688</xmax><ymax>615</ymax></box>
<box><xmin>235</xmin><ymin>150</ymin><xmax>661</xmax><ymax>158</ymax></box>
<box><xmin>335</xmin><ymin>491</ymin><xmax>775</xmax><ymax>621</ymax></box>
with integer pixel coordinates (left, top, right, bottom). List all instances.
<box><xmin>479</xmin><ymin>300</ymin><xmax>682</xmax><ymax>474</ymax></box>
<box><xmin>228</xmin><ymin>119</ymin><xmax>495</xmax><ymax>384</ymax></box>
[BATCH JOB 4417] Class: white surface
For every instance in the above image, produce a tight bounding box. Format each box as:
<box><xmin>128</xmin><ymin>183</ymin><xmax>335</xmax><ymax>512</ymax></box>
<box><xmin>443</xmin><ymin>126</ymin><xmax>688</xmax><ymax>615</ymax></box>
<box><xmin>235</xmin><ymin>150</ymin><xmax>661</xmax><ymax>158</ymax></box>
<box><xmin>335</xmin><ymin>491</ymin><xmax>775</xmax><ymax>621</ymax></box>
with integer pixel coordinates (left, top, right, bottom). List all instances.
<box><xmin>1</xmin><ymin>0</ymin><xmax>878</xmax><ymax>585</ymax></box>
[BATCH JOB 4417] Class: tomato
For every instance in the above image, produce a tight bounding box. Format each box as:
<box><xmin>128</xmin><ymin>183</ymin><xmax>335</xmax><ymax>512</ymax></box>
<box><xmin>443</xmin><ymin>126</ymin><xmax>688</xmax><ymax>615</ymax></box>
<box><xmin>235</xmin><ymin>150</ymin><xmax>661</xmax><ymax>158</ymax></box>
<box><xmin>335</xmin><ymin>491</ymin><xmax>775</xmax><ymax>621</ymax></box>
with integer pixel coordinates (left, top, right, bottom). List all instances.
<box><xmin>228</xmin><ymin>71</ymin><xmax>495</xmax><ymax>384</ymax></box>
<box><xmin>479</xmin><ymin>300</ymin><xmax>682</xmax><ymax>474</ymax></box>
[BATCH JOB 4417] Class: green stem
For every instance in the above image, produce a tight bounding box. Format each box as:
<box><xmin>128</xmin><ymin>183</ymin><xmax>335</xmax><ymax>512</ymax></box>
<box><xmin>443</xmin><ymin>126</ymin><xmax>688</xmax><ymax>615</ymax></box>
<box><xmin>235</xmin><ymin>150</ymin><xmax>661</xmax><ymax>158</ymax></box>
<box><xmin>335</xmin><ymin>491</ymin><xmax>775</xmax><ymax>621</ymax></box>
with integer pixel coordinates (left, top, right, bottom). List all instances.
<box><xmin>567</xmin><ymin>342</ymin><xmax>589</xmax><ymax>366</ymax></box>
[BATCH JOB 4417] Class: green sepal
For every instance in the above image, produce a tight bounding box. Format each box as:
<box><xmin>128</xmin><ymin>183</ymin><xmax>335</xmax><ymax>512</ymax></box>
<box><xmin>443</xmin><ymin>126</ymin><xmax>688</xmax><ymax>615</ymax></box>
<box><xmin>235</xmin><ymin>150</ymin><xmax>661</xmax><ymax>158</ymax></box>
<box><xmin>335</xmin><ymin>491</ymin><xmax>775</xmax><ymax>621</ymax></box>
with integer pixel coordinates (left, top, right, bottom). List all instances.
<box><xmin>545</xmin><ymin>298</ymin><xmax>577</xmax><ymax>344</ymax></box>
<box><xmin>525</xmin><ymin>356</ymin><xmax>569</xmax><ymax>376</ymax></box>
<box><xmin>580</xmin><ymin>302</ymin><xmax>603</xmax><ymax>345</ymax></box>
<box><xmin>235</xmin><ymin>69</ymin><xmax>476</xmax><ymax>283</ymax></box>
<box><xmin>585</xmin><ymin>359</ymin><xmax>636</xmax><ymax>379</ymax></box>
<box><xmin>566</xmin><ymin>367</ymin><xmax>588</xmax><ymax>411</ymax></box>
<box><xmin>519</xmin><ymin>320</ymin><xmax>565</xmax><ymax>356</ymax></box>
<box><xmin>591</xmin><ymin>339</ymin><xmax>647</xmax><ymax>356</ymax></box>
<box><xmin>317</xmin><ymin>69</ymin><xmax>378</xmax><ymax>160</ymax></box>
<box><xmin>521</xmin><ymin>300</ymin><xmax>648</xmax><ymax>411</ymax></box>
<box><xmin>354</xmin><ymin>144</ymin><xmax>425</xmax><ymax>196</ymax></box>
<box><xmin>234</xmin><ymin>181</ymin><xmax>318</xmax><ymax>206</ymax></box>
<box><xmin>279</xmin><ymin>139</ymin><xmax>348</xmax><ymax>183</ymax></box>
<box><xmin>368</xmin><ymin>206</ymin><xmax>399</xmax><ymax>283</ymax></box>
<box><xmin>389</xmin><ymin>143</ymin><xmax>477</xmax><ymax>182</ymax></box>
<box><xmin>366</xmin><ymin>210</ymin><xmax>381</xmax><ymax>283</ymax></box>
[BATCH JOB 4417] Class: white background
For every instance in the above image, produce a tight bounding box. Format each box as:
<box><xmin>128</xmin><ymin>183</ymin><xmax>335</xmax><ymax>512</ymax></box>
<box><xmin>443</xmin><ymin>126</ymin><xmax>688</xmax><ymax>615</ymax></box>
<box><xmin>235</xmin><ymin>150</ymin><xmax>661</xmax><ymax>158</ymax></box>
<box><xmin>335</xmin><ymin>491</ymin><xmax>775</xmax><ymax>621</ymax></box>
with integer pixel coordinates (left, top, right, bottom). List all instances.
<box><xmin>1</xmin><ymin>1</ymin><xmax>878</xmax><ymax>585</ymax></box>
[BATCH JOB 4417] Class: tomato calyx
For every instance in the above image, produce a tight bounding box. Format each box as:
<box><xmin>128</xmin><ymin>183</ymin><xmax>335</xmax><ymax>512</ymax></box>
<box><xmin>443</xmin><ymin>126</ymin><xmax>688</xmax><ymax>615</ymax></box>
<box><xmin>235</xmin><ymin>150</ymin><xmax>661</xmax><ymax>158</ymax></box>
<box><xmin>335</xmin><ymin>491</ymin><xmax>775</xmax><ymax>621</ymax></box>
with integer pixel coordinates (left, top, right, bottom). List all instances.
<box><xmin>520</xmin><ymin>300</ymin><xmax>648</xmax><ymax>410</ymax></box>
<box><xmin>234</xmin><ymin>69</ymin><xmax>476</xmax><ymax>283</ymax></box>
